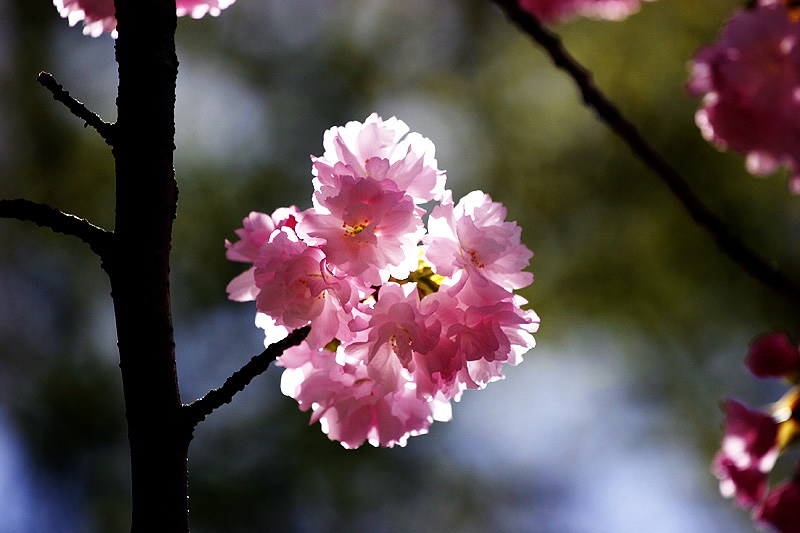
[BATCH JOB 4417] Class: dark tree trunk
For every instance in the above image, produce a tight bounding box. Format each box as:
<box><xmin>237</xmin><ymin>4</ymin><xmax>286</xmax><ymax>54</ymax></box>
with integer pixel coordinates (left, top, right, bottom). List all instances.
<box><xmin>109</xmin><ymin>1</ymin><xmax>188</xmax><ymax>530</ymax></box>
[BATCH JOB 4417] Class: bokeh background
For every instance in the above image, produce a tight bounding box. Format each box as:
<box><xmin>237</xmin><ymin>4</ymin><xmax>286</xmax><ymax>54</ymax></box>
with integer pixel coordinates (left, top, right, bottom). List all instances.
<box><xmin>2</xmin><ymin>0</ymin><xmax>800</xmax><ymax>531</ymax></box>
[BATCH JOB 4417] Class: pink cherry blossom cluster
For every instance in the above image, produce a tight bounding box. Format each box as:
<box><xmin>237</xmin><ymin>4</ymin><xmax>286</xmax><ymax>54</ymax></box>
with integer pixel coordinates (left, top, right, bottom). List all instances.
<box><xmin>226</xmin><ymin>114</ymin><xmax>538</xmax><ymax>448</ymax></box>
<box><xmin>518</xmin><ymin>0</ymin><xmax>653</xmax><ymax>23</ymax></box>
<box><xmin>713</xmin><ymin>332</ymin><xmax>800</xmax><ymax>532</ymax></box>
<box><xmin>53</xmin><ymin>0</ymin><xmax>236</xmax><ymax>37</ymax></box>
<box><xmin>688</xmin><ymin>2</ymin><xmax>800</xmax><ymax>192</ymax></box>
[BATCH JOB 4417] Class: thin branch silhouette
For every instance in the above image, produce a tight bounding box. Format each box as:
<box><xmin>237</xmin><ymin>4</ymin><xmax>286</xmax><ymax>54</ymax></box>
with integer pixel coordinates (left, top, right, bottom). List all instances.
<box><xmin>183</xmin><ymin>325</ymin><xmax>311</xmax><ymax>431</ymax></box>
<box><xmin>490</xmin><ymin>0</ymin><xmax>800</xmax><ymax>306</ymax></box>
<box><xmin>38</xmin><ymin>72</ymin><xmax>116</xmax><ymax>145</ymax></box>
<box><xmin>0</xmin><ymin>198</ymin><xmax>113</xmax><ymax>258</ymax></box>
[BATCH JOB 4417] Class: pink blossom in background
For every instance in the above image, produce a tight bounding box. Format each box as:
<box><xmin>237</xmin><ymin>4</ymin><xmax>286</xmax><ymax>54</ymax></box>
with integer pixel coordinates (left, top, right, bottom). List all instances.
<box><xmin>688</xmin><ymin>4</ymin><xmax>800</xmax><ymax>191</ymax></box>
<box><xmin>746</xmin><ymin>331</ymin><xmax>800</xmax><ymax>378</ymax></box>
<box><xmin>53</xmin><ymin>0</ymin><xmax>115</xmax><ymax>38</ymax></box>
<box><xmin>227</xmin><ymin>114</ymin><xmax>537</xmax><ymax>448</ymax></box>
<box><xmin>754</xmin><ymin>472</ymin><xmax>800</xmax><ymax>533</ymax></box>
<box><xmin>53</xmin><ymin>0</ymin><xmax>236</xmax><ymax>37</ymax></box>
<box><xmin>176</xmin><ymin>0</ymin><xmax>236</xmax><ymax>19</ymax></box>
<box><xmin>714</xmin><ymin>334</ymin><xmax>800</xmax><ymax>531</ymax></box>
<box><xmin>712</xmin><ymin>399</ymin><xmax>779</xmax><ymax>508</ymax></box>
<box><xmin>518</xmin><ymin>0</ymin><xmax>652</xmax><ymax>23</ymax></box>
<box><xmin>713</xmin><ymin>455</ymin><xmax>770</xmax><ymax>509</ymax></box>
<box><xmin>716</xmin><ymin>399</ymin><xmax>779</xmax><ymax>478</ymax></box>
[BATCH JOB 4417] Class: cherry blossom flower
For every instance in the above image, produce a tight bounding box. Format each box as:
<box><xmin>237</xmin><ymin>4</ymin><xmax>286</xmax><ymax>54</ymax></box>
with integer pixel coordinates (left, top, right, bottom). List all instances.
<box><xmin>715</xmin><ymin>332</ymin><xmax>800</xmax><ymax>527</ymax></box>
<box><xmin>345</xmin><ymin>282</ymin><xmax>441</xmax><ymax>395</ymax></box>
<box><xmin>424</xmin><ymin>190</ymin><xmax>533</xmax><ymax>306</ymax></box>
<box><xmin>53</xmin><ymin>0</ymin><xmax>236</xmax><ymax>38</ymax></box>
<box><xmin>712</xmin><ymin>399</ymin><xmax>779</xmax><ymax>508</ymax></box>
<box><xmin>413</xmin><ymin>291</ymin><xmax>538</xmax><ymax>400</ymax></box>
<box><xmin>54</xmin><ymin>0</ymin><xmax>116</xmax><ymax>38</ymax></box>
<box><xmin>227</xmin><ymin>115</ymin><xmax>536</xmax><ymax>447</ymax></box>
<box><xmin>746</xmin><ymin>331</ymin><xmax>800</xmax><ymax>379</ymax></box>
<box><xmin>688</xmin><ymin>4</ymin><xmax>800</xmax><ymax>191</ymax></box>
<box><xmin>176</xmin><ymin>0</ymin><xmax>235</xmax><ymax>19</ymax></box>
<box><xmin>225</xmin><ymin>208</ymin><xmax>300</xmax><ymax>303</ymax></box>
<box><xmin>754</xmin><ymin>471</ymin><xmax>800</xmax><ymax>533</ymax></box>
<box><xmin>714</xmin><ymin>456</ymin><xmax>771</xmax><ymax>509</ymax></box>
<box><xmin>225</xmin><ymin>208</ymin><xmax>299</xmax><ymax>264</ymax></box>
<box><xmin>297</xmin><ymin>174</ymin><xmax>424</xmax><ymax>286</ymax></box>
<box><xmin>278</xmin><ymin>343</ymin><xmax>449</xmax><ymax>449</ymax></box>
<box><xmin>251</xmin><ymin>229</ymin><xmax>358</xmax><ymax>350</ymax></box>
<box><xmin>312</xmin><ymin>113</ymin><xmax>446</xmax><ymax>204</ymax></box>
<box><xmin>518</xmin><ymin>0</ymin><xmax>652</xmax><ymax>23</ymax></box>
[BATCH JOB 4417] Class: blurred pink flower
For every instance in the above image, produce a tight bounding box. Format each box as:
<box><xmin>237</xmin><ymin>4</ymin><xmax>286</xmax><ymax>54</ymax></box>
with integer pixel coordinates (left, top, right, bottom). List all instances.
<box><xmin>754</xmin><ymin>471</ymin><xmax>800</xmax><ymax>533</ymax></box>
<box><xmin>176</xmin><ymin>0</ymin><xmax>235</xmax><ymax>19</ymax></box>
<box><xmin>746</xmin><ymin>331</ymin><xmax>800</xmax><ymax>379</ymax></box>
<box><xmin>713</xmin><ymin>455</ymin><xmax>770</xmax><ymax>509</ymax></box>
<box><xmin>712</xmin><ymin>399</ymin><xmax>779</xmax><ymax>508</ymax></box>
<box><xmin>688</xmin><ymin>4</ymin><xmax>800</xmax><ymax>191</ymax></box>
<box><xmin>53</xmin><ymin>0</ymin><xmax>236</xmax><ymax>37</ymax></box>
<box><xmin>518</xmin><ymin>0</ymin><xmax>651</xmax><ymax>23</ymax></box>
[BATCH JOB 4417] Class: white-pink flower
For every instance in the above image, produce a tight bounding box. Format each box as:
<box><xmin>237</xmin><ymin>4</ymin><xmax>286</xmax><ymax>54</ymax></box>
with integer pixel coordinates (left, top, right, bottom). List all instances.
<box><xmin>225</xmin><ymin>208</ymin><xmax>299</xmax><ymax>303</ymax></box>
<box><xmin>225</xmin><ymin>208</ymin><xmax>299</xmax><ymax>264</ymax></box>
<box><xmin>312</xmin><ymin>113</ymin><xmax>446</xmax><ymax>204</ymax></box>
<box><xmin>414</xmin><ymin>291</ymin><xmax>538</xmax><ymax>400</ymax></box>
<box><xmin>227</xmin><ymin>114</ymin><xmax>537</xmax><ymax>448</ymax></box>
<box><xmin>424</xmin><ymin>190</ymin><xmax>533</xmax><ymax>306</ymax></box>
<box><xmin>345</xmin><ymin>282</ymin><xmax>441</xmax><ymax>395</ymax></box>
<box><xmin>518</xmin><ymin>0</ymin><xmax>652</xmax><ymax>23</ymax></box>
<box><xmin>251</xmin><ymin>228</ymin><xmax>357</xmax><ymax>350</ymax></box>
<box><xmin>53</xmin><ymin>0</ymin><xmax>236</xmax><ymax>37</ymax></box>
<box><xmin>297</xmin><ymin>175</ymin><xmax>424</xmax><ymax>286</ymax></box>
<box><xmin>176</xmin><ymin>0</ymin><xmax>235</xmax><ymax>19</ymax></box>
<box><xmin>278</xmin><ymin>343</ymin><xmax>449</xmax><ymax>449</ymax></box>
<box><xmin>688</xmin><ymin>4</ymin><xmax>800</xmax><ymax>191</ymax></box>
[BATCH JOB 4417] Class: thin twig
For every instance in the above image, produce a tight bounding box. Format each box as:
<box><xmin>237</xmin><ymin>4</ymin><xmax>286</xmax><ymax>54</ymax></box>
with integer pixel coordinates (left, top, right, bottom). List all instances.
<box><xmin>182</xmin><ymin>325</ymin><xmax>311</xmax><ymax>431</ymax></box>
<box><xmin>0</xmin><ymin>198</ymin><xmax>113</xmax><ymax>258</ymax></box>
<box><xmin>490</xmin><ymin>0</ymin><xmax>800</xmax><ymax>306</ymax></box>
<box><xmin>37</xmin><ymin>72</ymin><xmax>116</xmax><ymax>145</ymax></box>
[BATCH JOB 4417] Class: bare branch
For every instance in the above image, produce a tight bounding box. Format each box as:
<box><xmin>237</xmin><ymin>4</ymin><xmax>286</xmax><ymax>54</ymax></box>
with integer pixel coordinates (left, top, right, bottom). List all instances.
<box><xmin>0</xmin><ymin>198</ymin><xmax>113</xmax><ymax>258</ymax></box>
<box><xmin>490</xmin><ymin>0</ymin><xmax>800</xmax><ymax>306</ymax></box>
<box><xmin>37</xmin><ymin>72</ymin><xmax>116</xmax><ymax>145</ymax></box>
<box><xmin>182</xmin><ymin>326</ymin><xmax>311</xmax><ymax>431</ymax></box>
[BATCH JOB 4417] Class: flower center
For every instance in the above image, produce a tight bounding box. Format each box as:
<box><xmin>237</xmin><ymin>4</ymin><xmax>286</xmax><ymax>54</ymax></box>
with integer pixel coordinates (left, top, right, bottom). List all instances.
<box><xmin>390</xmin><ymin>331</ymin><xmax>413</xmax><ymax>359</ymax></box>
<box><xmin>468</xmin><ymin>250</ymin><xmax>485</xmax><ymax>269</ymax></box>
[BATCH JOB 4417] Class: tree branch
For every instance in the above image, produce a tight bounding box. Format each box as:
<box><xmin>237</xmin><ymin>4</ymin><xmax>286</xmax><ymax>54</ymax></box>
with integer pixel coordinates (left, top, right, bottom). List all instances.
<box><xmin>490</xmin><ymin>0</ymin><xmax>800</xmax><ymax>306</ymax></box>
<box><xmin>0</xmin><ymin>198</ymin><xmax>113</xmax><ymax>258</ymax></box>
<box><xmin>37</xmin><ymin>72</ymin><xmax>116</xmax><ymax>146</ymax></box>
<box><xmin>182</xmin><ymin>325</ymin><xmax>311</xmax><ymax>431</ymax></box>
